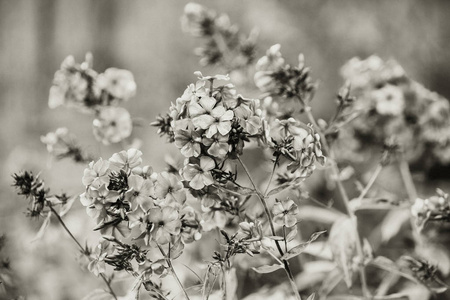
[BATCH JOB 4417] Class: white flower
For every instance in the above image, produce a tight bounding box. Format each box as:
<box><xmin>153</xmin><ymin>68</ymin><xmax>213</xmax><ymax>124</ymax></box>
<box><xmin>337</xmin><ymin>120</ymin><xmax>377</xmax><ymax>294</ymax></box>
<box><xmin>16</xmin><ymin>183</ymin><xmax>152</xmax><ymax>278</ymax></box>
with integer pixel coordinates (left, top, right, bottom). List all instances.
<box><xmin>109</xmin><ymin>148</ymin><xmax>143</xmax><ymax>170</ymax></box>
<box><xmin>93</xmin><ymin>107</ymin><xmax>133</xmax><ymax>145</ymax></box>
<box><xmin>372</xmin><ymin>84</ymin><xmax>404</xmax><ymax>116</ymax></box>
<box><xmin>97</xmin><ymin>68</ymin><xmax>137</xmax><ymax>101</ymax></box>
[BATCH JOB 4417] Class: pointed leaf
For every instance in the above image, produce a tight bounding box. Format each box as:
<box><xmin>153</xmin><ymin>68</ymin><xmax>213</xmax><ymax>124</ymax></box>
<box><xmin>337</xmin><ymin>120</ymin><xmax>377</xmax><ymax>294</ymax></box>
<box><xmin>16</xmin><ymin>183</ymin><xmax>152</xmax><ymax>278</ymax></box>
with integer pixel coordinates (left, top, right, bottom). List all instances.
<box><xmin>32</xmin><ymin>211</ymin><xmax>52</xmax><ymax>242</ymax></box>
<box><xmin>252</xmin><ymin>264</ymin><xmax>284</xmax><ymax>274</ymax></box>
<box><xmin>281</xmin><ymin>230</ymin><xmax>326</xmax><ymax>260</ymax></box>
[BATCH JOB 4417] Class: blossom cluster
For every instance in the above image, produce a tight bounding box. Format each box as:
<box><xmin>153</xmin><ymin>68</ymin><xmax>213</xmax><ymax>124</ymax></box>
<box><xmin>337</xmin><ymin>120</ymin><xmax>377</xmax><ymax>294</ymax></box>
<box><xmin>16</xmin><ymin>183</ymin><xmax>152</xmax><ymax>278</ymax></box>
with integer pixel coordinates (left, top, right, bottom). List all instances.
<box><xmin>80</xmin><ymin>149</ymin><xmax>202</xmax><ymax>269</ymax></box>
<box><xmin>153</xmin><ymin>73</ymin><xmax>324</xmax><ymax>228</ymax></box>
<box><xmin>40</xmin><ymin>127</ymin><xmax>91</xmax><ymax>163</ymax></box>
<box><xmin>254</xmin><ymin>44</ymin><xmax>316</xmax><ymax>114</ymax></box>
<box><xmin>340</xmin><ymin>55</ymin><xmax>450</xmax><ymax>166</ymax></box>
<box><xmin>411</xmin><ymin>189</ymin><xmax>450</xmax><ymax>230</ymax></box>
<box><xmin>49</xmin><ymin>54</ymin><xmax>136</xmax><ymax>145</ymax></box>
<box><xmin>181</xmin><ymin>3</ymin><xmax>257</xmax><ymax>71</ymax></box>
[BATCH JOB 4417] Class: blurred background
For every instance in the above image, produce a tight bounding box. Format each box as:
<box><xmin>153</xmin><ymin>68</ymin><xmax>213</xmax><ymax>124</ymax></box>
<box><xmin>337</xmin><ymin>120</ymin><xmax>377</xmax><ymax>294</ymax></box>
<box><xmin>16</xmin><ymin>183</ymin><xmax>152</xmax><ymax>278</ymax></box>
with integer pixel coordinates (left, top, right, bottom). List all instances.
<box><xmin>1</xmin><ymin>1</ymin><xmax>450</xmax><ymax>299</ymax></box>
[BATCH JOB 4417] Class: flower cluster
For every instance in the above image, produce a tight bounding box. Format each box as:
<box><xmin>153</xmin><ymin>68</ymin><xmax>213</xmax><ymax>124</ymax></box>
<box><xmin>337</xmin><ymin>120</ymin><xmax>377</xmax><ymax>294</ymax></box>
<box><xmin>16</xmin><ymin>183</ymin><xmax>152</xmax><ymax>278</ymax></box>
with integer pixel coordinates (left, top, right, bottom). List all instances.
<box><xmin>181</xmin><ymin>3</ymin><xmax>257</xmax><ymax>71</ymax></box>
<box><xmin>411</xmin><ymin>189</ymin><xmax>450</xmax><ymax>230</ymax></box>
<box><xmin>339</xmin><ymin>55</ymin><xmax>450</xmax><ymax>167</ymax></box>
<box><xmin>49</xmin><ymin>54</ymin><xmax>136</xmax><ymax>145</ymax></box>
<box><xmin>254</xmin><ymin>44</ymin><xmax>316</xmax><ymax>112</ymax></box>
<box><xmin>40</xmin><ymin>127</ymin><xmax>91</xmax><ymax>163</ymax></box>
<box><xmin>80</xmin><ymin>148</ymin><xmax>202</xmax><ymax>249</ymax></box>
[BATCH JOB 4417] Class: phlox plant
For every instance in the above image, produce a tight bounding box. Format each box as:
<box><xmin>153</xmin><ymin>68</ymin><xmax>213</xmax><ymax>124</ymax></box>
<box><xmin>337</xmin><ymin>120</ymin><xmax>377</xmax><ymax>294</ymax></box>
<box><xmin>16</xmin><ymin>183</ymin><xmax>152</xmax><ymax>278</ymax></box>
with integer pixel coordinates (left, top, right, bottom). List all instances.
<box><xmin>8</xmin><ymin>3</ymin><xmax>450</xmax><ymax>300</ymax></box>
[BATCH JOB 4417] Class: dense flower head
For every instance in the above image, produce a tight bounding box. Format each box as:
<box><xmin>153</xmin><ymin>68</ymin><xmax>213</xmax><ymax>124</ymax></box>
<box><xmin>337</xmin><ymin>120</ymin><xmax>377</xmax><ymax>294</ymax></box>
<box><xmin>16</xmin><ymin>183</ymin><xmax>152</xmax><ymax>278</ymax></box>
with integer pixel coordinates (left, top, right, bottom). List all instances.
<box><xmin>92</xmin><ymin>106</ymin><xmax>133</xmax><ymax>145</ymax></box>
<box><xmin>254</xmin><ymin>44</ymin><xmax>315</xmax><ymax>103</ymax></box>
<box><xmin>80</xmin><ymin>148</ymin><xmax>203</xmax><ymax>250</ymax></box>
<box><xmin>411</xmin><ymin>189</ymin><xmax>450</xmax><ymax>229</ymax></box>
<box><xmin>339</xmin><ymin>56</ymin><xmax>450</xmax><ymax>168</ymax></box>
<box><xmin>49</xmin><ymin>54</ymin><xmax>137</xmax><ymax>111</ymax></box>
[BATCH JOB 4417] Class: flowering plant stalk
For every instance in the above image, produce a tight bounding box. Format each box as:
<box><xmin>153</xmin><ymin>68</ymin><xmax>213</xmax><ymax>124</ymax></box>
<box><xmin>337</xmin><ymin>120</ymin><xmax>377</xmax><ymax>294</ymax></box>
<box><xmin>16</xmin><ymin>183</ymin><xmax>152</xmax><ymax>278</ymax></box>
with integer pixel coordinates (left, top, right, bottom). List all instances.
<box><xmin>9</xmin><ymin>3</ymin><xmax>450</xmax><ymax>300</ymax></box>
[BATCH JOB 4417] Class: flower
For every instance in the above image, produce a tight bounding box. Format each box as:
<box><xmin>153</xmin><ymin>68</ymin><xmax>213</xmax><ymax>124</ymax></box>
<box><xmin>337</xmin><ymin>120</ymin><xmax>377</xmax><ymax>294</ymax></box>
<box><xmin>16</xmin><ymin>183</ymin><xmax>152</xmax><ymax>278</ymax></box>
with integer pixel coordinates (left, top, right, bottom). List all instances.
<box><xmin>203</xmin><ymin>133</ymin><xmax>230</xmax><ymax>158</ymax></box>
<box><xmin>181</xmin><ymin>3</ymin><xmax>214</xmax><ymax>37</ymax></box>
<box><xmin>372</xmin><ymin>84</ymin><xmax>405</xmax><ymax>116</ymax></box>
<box><xmin>154</xmin><ymin>172</ymin><xmax>186</xmax><ymax>204</ymax></box>
<box><xmin>233</xmin><ymin>104</ymin><xmax>262</xmax><ymax>135</ymax></box>
<box><xmin>272</xmin><ymin>199</ymin><xmax>299</xmax><ymax>227</ymax></box>
<box><xmin>126</xmin><ymin>175</ymin><xmax>154</xmax><ymax>211</ymax></box>
<box><xmin>82</xmin><ymin>158</ymin><xmax>110</xmax><ymax>188</ymax></box>
<box><xmin>182</xmin><ymin>156</ymin><xmax>216</xmax><ymax>190</ymax></box>
<box><xmin>255</xmin><ymin>44</ymin><xmax>285</xmax><ymax>72</ymax></box>
<box><xmin>40</xmin><ymin>127</ymin><xmax>70</xmax><ymax>155</ymax></box>
<box><xmin>179</xmin><ymin>80</ymin><xmax>207</xmax><ymax>103</ymax></box>
<box><xmin>191</xmin><ymin>97</ymin><xmax>234</xmax><ymax>138</ymax></box>
<box><xmin>97</xmin><ymin>68</ymin><xmax>136</xmax><ymax>100</ymax></box>
<box><xmin>109</xmin><ymin>148</ymin><xmax>143</xmax><ymax>170</ymax></box>
<box><xmin>174</xmin><ymin>126</ymin><xmax>203</xmax><ymax>158</ymax></box>
<box><xmin>180</xmin><ymin>206</ymin><xmax>202</xmax><ymax>243</ymax></box>
<box><xmin>148</xmin><ymin>206</ymin><xmax>182</xmax><ymax>244</ymax></box>
<box><xmin>93</xmin><ymin>107</ymin><xmax>133</xmax><ymax>145</ymax></box>
<box><xmin>80</xmin><ymin>185</ymin><xmax>119</xmax><ymax>221</ymax></box>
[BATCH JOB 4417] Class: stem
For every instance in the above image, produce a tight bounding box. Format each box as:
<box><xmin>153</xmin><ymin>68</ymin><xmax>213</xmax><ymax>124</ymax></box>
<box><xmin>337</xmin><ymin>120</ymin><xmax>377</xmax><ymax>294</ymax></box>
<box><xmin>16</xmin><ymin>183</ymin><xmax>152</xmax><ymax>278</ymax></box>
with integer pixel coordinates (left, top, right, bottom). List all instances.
<box><xmin>237</xmin><ymin>157</ymin><xmax>301</xmax><ymax>300</ymax></box>
<box><xmin>296</xmin><ymin>97</ymin><xmax>371</xmax><ymax>298</ymax></box>
<box><xmin>356</xmin><ymin>164</ymin><xmax>383</xmax><ymax>203</ymax></box>
<box><xmin>398</xmin><ymin>156</ymin><xmax>417</xmax><ymax>202</ymax></box>
<box><xmin>263</xmin><ymin>155</ymin><xmax>279</xmax><ymax>196</ymax></box>
<box><xmin>158</xmin><ymin>245</ymin><xmax>191</xmax><ymax>300</ymax></box>
<box><xmin>47</xmin><ymin>204</ymin><xmax>118</xmax><ymax>300</ymax></box>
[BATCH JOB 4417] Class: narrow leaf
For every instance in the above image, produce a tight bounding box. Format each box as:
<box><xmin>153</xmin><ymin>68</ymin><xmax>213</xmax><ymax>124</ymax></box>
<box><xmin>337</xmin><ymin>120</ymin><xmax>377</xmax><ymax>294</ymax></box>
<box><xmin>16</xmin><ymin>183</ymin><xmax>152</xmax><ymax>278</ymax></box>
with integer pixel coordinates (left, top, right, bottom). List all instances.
<box><xmin>252</xmin><ymin>264</ymin><xmax>284</xmax><ymax>274</ymax></box>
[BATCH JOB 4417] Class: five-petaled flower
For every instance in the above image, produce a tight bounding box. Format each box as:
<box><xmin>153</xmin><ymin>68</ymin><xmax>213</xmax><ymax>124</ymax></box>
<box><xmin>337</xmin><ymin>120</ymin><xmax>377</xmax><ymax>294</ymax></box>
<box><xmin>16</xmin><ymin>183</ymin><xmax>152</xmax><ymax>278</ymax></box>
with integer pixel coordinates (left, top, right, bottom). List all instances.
<box><xmin>272</xmin><ymin>198</ymin><xmax>299</xmax><ymax>227</ymax></box>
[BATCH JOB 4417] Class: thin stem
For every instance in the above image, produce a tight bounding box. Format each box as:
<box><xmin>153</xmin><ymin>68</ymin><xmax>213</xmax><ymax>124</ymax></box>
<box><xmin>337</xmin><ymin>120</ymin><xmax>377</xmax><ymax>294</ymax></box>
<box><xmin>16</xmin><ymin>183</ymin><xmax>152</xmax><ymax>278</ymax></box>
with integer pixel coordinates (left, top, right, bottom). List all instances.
<box><xmin>263</xmin><ymin>155</ymin><xmax>280</xmax><ymax>196</ymax></box>
<box><xmin>237</xmin><ymin>156</ymin><xmax>301</xmax><ymax>300</ymax></box>
<box><xmin>47</xmin><ymin>204</ymin><xmax>118</xmax><ymax>300</ymax></box>
<box><xmin>158</xmin><ymin>245</ymin><xmax>191</xmax><ymax>300</ymax></box>
<box><xmin>398</xmin><ymin>155</ymin><xmax>417</xmax><ymax>202</ymax></box>
<box><xmin>356</xmin><ymin>164</ymin><xmax>383</xmax><ymax>203</ymax></box>
<box><xmin>296</xmin><ymin>97</ymin><xmax>371</xmax><ymax>298</ymax></box>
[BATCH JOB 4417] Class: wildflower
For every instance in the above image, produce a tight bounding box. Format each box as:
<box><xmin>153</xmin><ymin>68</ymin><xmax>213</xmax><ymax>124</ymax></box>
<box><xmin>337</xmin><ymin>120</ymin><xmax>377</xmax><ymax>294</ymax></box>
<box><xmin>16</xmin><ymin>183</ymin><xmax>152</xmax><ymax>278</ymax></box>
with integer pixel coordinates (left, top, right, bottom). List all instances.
<box><xmin>154</xmin><ymin>172</ymin><xmax>186</xmax><ymax>204</ymax></box>
<box><xmin>182</xmin><ymin>156</ymin><xmax>216</xmax><ymax>190</ymax></box>
<box><xmin>255</xmin><ymin>44</ymin><xmax>285</xmax><ymax>72</ymax></box>
<box><xmin>180</xmin><ymin>206</ymin><xmax>202</xmax><ymax>243</ymax></box>
<box><xmin>270</xmin><ymin>118</ymin><xmax>308</xmax><ymax>148</ymax></box>
<box><xmin>203</xmin><ymin>133</ymin><xmax>230</xmax><ymax>158</ymax></box>
<box><xmin>80</xmin><ymin>185</ymin><xmax>119</xmax><ymax>221</ymax></box>
<box><xmin>179</xmin><ymin>80</ymin><xmax>207</xmax><ymax>103</ymax></box>
<box><xmin>272</xmin><ymin>198</ymin><xmax>299</xmax><ymax>227</ymax></box>
<box><xmin>40</xmin><ymin>127</ymin><xmax>70</xmax><ymax>156</ymax></box>
<box><xmin>181</xmin><ymin>3</ymin><xmax>215</xmax><ymax>37</ymax></box>
<box><xmin>233</xmin><ymin>104</ymin><xmax>262</xmax><ymax>135</ymax></box>
<box><xmin>97</xmin><ymin>68</ymin><xmax>136</xmax><ymax>101</ymax></box>
<box><xmin>192</xmin><ymin>102</ymin><xmax>234</xmax><ymax>138</ymax></box>
<box><xmin>82</xmin><ymin>158</ymin><xmax>110</xmax><ymax>188</ymax></box>
<box><xmin>174</xmin><ymin>126</ymin><xmax>203</xmax><ymax>158</ymax></box>
<box><xmin>126</xmin><ymin>175</ymin><xmax>154</xmax><ymax>211</ymax></box>
<box><xmin>93</xmin><ymin>107</ymin><xmax>133</xmax><ymax>145</ymax></box>
<box><xmin>148</xmin><ymin>206</ymin><xmax>182</xmax><ymax>245</ymax></box>
<box><xmin>372</xmin><ymin>84</ymin><xmax>405</xmax><ymax>116</ymax></box>
<box><xmin>109</xmin><ymin>148</ymin><xmax>143</xmax><ymax>170</ymax></box>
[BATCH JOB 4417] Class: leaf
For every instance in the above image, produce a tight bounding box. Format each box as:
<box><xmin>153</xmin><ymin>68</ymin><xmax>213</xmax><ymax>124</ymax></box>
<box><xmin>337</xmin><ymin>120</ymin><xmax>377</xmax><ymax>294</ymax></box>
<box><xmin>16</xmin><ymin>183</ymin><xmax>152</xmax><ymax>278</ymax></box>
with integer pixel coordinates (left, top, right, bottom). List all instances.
<box><xmin>81</xmin><ymin>289</ymin><xmax>114</xmax><ymax>300</ymax></box>
<box><xmin>32</xmin><ymin>211</ymin><xmax>52</xmax><ymax>242</ymax></box>
<box><xmin>378</xmin><ymin>209</ymin><xmax>410</xmax><ymax>244</ymax></box>
<box><xmin>266</xmin><ymin>235</ymin><xmax>285</xmax><ymax>241</ymax></box>
<box><xmin>370</xmin><ymin>256</ymin><xmax>417</xmax><ymax>283</ymax></box>
<box><xmin>252</xmin><ymin>264</ymin><xmax>284</xmax><ymax>274</ymax></box>
<box><xmin>328</xmin><ymin>217</ymin><xmax>356</xmax><ymax>288</ymax></box>
<box><xmin>349</xmin><ymin>197</ymin><xmax>408</xmax><ymax>211</ymax></box>
<box><xmin>224</xmin><ymin>268</ymin><xmax>238</xmax><ymax>300</ymax></box>
<box><xmin>286</xmin><ymin>226</ymin><xmax>298</xmax><ymax>242</ymax></box>
<box><xmin>59</xmin><ymin>195</ymin><xmax>77</xmax><ymax>217</ymax></box>
<box><xmin>306</xmin><ymin>293</ymin><xmax>316</xmax><ymax>300</ymax></box>
<box><xmin>267</xmin><ymin>183</ymin><xmax>291</xmax><ymax>196</ymax></box>
<box><xmin>297</xmin><ymin>205</ymin><xmax>346</xmax><ymax>224</ymax></box>
<box><xmin>281</xmin><ymin>230</ymin><xmax>326</xmax><ymax>260</ymax></box>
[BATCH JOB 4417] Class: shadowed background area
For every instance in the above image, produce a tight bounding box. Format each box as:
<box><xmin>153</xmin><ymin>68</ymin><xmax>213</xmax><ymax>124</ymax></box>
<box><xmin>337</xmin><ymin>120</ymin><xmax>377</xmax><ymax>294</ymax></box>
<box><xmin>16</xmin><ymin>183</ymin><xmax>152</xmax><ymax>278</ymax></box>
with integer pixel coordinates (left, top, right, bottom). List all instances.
<box><xmin>1</xmin><ymin>1</ymin><xmax>450</xmax><ymax>299</ymax></box>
